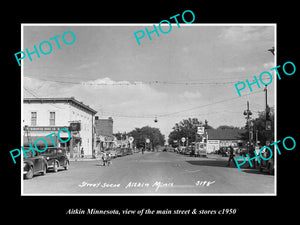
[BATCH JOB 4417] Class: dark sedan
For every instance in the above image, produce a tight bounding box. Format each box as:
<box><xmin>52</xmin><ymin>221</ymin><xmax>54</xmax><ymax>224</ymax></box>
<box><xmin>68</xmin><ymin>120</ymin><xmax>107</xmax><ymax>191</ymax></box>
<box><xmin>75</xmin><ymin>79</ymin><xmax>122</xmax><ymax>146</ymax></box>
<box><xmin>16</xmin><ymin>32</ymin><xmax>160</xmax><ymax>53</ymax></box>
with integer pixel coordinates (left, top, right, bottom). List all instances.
<box><xmin>40</xmin><ymin>147</ymin><xmax>69</xmax><ymax>172</ymax></box>
<box><xmin>115</xmin><ymin>148</ymin><xmax>124</xmax><ymax>157</ymax></box>
<box><xmin>23</xmin><ymin>155</ymin><xmax>47</xmax><ymax>179</ymax></box>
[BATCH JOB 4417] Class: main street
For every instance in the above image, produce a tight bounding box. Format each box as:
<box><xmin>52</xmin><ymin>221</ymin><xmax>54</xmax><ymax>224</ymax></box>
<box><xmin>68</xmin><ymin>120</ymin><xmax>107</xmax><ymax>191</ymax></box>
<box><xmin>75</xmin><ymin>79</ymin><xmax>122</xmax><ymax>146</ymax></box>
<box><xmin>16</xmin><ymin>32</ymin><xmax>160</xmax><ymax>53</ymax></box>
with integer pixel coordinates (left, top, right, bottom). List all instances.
<box><xmin>23</xmin><ymin>151</ymin><xmax>275</xmax><ymax>195</ymax></box>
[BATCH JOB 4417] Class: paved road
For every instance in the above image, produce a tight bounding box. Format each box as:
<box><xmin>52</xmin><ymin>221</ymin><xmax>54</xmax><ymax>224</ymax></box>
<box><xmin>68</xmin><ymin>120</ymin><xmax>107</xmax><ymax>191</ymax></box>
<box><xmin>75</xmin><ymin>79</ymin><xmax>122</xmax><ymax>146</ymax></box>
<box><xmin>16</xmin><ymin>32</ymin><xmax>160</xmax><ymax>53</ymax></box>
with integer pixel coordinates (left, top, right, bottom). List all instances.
<box><xmin>23</xmin><ymin>151</ymin><xmax>275</xmax><ymax>195</ymax></box>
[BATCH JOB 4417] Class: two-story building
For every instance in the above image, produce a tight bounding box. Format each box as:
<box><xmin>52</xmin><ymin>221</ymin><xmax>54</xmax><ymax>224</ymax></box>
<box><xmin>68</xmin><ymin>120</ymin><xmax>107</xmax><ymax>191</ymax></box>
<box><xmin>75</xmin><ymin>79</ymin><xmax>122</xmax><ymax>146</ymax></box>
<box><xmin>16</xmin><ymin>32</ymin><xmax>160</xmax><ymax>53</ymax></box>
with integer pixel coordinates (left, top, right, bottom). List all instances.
<box><xmin>23</xmin><ymin>97</ymin><xmax>97</xmax><ymax>158</ymax></box>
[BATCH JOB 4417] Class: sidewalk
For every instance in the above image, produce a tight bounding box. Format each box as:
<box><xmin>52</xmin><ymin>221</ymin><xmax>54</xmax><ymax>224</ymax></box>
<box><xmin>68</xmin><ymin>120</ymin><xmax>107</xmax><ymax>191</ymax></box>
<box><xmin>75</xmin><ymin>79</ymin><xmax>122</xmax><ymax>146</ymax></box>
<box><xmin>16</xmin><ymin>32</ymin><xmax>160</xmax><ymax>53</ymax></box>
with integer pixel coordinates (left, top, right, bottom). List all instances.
<box><xmin>69</xmin><ymin>156</ymin><xmax>98</xmax><ymax>162</ymax></box>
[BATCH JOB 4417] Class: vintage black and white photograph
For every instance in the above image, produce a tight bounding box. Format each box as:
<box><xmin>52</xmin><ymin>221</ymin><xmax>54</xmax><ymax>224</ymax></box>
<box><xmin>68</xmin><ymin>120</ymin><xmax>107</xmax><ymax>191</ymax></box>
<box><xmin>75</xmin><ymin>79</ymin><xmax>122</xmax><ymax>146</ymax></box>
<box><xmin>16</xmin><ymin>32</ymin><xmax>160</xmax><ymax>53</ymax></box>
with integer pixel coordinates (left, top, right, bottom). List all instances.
<box><xmin>21</xmin><ymin>24</ymin><xmax>276</xmax><ymax>195</ymax></box>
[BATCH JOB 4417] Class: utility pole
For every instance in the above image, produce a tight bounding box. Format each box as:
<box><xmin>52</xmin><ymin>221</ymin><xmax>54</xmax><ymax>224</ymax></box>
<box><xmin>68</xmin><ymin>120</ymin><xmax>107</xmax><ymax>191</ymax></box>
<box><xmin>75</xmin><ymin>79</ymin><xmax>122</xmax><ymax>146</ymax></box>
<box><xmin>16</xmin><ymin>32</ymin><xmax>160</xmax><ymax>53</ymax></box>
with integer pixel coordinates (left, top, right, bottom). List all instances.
<box><xmin>265</xmin><ymin>46</ymin><xmax>274</xmax><ymax>137</ymax></box>
<box><xmin>243</xmin><ymin>101</ymin><xmax>252</xmax><ymax>151</ymax></box>
<box><xmin>265</xmin><ymin>85</ymin><xmax>271</xmax><ymax>131</ymax></box>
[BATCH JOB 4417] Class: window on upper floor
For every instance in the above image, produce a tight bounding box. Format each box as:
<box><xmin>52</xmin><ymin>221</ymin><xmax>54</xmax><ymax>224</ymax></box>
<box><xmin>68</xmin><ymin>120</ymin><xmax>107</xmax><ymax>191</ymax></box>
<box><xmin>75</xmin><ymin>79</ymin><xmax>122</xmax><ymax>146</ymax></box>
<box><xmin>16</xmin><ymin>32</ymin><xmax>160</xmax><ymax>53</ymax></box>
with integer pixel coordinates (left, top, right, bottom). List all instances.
<box><xmin>50</xmin><ymin>111</ymin><xmax>55</xmax><ymax>126</ymax></box>
<box><xmin>31</xmin><ymin>112</ymin><xmax>37</xmax><ymax>126</ymax></box>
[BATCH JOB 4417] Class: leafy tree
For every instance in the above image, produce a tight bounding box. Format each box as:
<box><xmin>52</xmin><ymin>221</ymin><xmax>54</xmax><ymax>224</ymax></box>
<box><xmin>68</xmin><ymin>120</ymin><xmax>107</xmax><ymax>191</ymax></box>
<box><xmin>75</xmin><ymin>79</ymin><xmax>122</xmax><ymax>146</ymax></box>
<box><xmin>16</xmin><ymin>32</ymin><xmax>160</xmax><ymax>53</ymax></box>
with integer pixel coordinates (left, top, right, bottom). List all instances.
<box><xmin>128</xmin><ymin>126</ymin><xmax>165</xmax><ymax>149</ymax></box>
<box><xmin>168</xmin><ymin>118</ymin><xmax>213</xmax><ymax>147</ymax></box>
<box><xmin>113</xmin><ymin>131</ymin><xmax>128</xmax><ymax>140</ymax></box>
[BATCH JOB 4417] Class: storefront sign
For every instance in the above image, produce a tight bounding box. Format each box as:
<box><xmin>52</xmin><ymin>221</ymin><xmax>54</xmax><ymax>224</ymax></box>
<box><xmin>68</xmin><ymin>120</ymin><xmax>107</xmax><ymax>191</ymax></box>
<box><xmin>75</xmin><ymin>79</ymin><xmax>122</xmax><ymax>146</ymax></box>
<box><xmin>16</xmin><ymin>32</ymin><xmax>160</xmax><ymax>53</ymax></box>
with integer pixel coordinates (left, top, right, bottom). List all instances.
<box><xmin>25</xmin><ymin>126</ymin><xmax>68</xmax><ymax>131</ymax></box>
<box><xmin>69</xmin><ymin>122</ymin><xmax>81</xmax><ymax>131</ymax></box>
<box><xmin>197</xmin><ymin>126</ymin><xmax>204</xmax><ymax>135</ymax></box>
<box><xmin>219</xmin><ymin>140</ymin><xmax>238</xmax><ymax>147</ymax></box>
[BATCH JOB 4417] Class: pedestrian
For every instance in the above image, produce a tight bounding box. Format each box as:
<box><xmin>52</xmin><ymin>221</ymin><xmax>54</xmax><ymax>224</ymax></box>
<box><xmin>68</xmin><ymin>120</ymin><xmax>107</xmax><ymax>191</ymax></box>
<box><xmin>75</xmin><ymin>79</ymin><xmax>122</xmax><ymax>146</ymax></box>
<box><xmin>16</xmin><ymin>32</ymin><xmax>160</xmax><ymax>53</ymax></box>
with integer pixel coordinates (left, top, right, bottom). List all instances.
<box><xmin>102</xmin><ymin>151</ymin><xmax>107</xmax><ymax>166</ymax></box>
<box><xmin>107</xmin><ymin>152</ymin><xmax>112</xmax><ymax>166</ymax></box>
<box><xmin>81</xmin><ymin>147</ymin><xmax>84</xmax><ymax>158</ymax></box>
<box><xmin>227</xmin><ymin>145</ymin><xmax>237</xmax><ymax>167</ymax></box>
<box><xmin>247</xmin><ymin>144</ymin><xmax>256</xmax><ymax>168</ymax></box>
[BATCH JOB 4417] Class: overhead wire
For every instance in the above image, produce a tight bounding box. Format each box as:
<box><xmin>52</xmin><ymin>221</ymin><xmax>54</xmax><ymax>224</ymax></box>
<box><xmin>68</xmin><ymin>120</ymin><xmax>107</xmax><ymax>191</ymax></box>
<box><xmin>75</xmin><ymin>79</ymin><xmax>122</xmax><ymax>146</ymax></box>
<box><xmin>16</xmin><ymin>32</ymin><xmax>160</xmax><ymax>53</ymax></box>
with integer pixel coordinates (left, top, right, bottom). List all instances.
<box><xmin>26</xmin><ymin>76</ymin><xmax>271</xmax><ymax>86</ymax></box>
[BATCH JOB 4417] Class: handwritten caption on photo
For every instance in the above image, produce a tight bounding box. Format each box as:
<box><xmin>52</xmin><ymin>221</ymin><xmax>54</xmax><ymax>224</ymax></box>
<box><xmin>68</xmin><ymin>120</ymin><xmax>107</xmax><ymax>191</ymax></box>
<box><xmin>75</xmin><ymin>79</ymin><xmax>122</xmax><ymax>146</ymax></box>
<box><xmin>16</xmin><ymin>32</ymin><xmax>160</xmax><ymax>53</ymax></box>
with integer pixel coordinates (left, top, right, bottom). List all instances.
<box><xmin>78</xmin><ymin>179</ymin><xmax>216</xmax><ymax>192</ymax></box>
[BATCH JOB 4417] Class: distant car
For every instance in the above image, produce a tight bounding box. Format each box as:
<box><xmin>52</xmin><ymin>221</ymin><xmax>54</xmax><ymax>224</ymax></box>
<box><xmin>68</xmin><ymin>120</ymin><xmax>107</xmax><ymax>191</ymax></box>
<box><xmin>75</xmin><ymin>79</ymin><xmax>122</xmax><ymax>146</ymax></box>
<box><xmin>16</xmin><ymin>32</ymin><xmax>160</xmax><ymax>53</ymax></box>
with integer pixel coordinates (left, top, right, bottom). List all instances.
<box><xmin>238</xmin><ymin>147</ymin><xmax>248</xmax><ymax>157</ymax></box>
<box><xmin>109</xmin><ymin>149</ymin><xmax>117</xmax><ymax>158</ymax></box>
<box><xmin>122</xmin><ymin>148</ymin><xmax>132</xmax><ymax>155</ymax></box>
<box><xmin>128</xmin><ymin>148</ymin><xmax>133</xmax><ymax>155</ymax></box>
<box><xmin>23</xmin><ymin>155</ymin><xmax>48</xmax><ymax>179</ymax></box>
<box><xmin>185</xmin><ymin>147</ymin><xmax>193</xmax><ymax>156</ymax></box>
<box><xmin>40</xmin><ymin>147</ymin><xmax>69</xmax><ymax>172</ymax></box>
<box><xmin>115</xmin><ymin>148</ymin><xmax>123</xmax><ymax>157</ymax></box>
<box><xmin>218</xmin><ymin>147</ymin><xmax>228</xmax><ymax>157</ymax></box>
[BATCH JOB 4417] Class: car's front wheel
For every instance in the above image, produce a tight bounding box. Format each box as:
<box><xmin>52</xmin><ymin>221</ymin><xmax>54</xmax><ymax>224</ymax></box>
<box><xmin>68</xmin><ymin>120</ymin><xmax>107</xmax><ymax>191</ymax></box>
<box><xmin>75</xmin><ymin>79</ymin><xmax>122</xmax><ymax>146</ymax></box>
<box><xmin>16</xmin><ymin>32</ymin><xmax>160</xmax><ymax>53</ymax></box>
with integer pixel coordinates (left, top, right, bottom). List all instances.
<box><xmin>64</xmin><ymin>160</ymin><xmax>69</xmax><ymax>170</ymax></box>
<box><xmin>25</xmin><ymin>166</ymin><xmax>34</xmax><ymax>179</ymax></box>
<box><xmin>41</xmin><ymin>164</ymin><xmax>47</xmax><ymax>175</ymax></box>
<box><xmin>53</xmin><ymin>161</ymin><xmax>59</xmax><ymax>173</ymax></box>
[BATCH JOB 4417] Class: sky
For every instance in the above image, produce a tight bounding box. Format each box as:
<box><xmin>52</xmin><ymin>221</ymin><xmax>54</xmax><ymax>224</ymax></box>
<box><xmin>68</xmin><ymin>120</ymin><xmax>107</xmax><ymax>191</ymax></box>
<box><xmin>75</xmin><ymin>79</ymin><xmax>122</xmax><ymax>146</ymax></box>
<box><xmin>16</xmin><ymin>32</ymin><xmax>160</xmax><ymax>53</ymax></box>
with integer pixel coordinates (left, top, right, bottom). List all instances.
<box><xmin>22</xmin><ymin>24</ymin><xmax>275</xmax><ymax>140</ymax></box>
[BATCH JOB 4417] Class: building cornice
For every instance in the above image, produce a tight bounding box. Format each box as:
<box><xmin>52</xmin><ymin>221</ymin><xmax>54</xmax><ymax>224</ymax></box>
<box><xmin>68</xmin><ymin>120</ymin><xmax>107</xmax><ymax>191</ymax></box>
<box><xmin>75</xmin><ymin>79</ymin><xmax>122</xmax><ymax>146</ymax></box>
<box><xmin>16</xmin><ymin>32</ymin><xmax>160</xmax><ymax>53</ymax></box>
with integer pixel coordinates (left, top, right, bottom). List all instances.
<box><xmin>24</xmin><ymin>97</ymin><xmax>97</xmax><ymax>115</ymax></box>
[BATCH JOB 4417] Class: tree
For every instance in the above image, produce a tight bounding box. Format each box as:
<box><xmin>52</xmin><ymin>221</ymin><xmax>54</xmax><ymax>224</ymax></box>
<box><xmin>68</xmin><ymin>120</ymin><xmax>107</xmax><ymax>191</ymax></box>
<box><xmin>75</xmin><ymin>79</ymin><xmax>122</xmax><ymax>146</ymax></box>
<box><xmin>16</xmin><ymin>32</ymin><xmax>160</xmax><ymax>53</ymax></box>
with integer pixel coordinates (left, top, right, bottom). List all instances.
<box><xmin>128</xmin><ymin>126</ymin><xmax>165</xmax><ymax>149</ymax></box>
<box><xmin>113</xmin><ymin>131</ymin><xmax>128</xmax><ymax>140</ymax></box>
<box><xmin>168</xmin><ymin>118</ymin><xmax>213</xmax><ymax>147</ymax></box>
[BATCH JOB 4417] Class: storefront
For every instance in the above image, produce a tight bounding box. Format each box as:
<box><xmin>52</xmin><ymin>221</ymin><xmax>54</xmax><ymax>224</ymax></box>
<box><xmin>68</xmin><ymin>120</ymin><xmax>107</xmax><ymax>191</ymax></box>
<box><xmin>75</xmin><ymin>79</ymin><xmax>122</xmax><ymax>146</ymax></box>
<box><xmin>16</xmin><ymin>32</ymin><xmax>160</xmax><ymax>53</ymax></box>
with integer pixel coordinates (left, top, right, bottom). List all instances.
<box><xmin>23</xmin><ymin>126</ymin><xmax>71</xmax><ymax>150</ymax></box>
<box><xmin>206</xmin><ymin>128</ymin><xmax>246</xmax><ymax>153</ymax></box>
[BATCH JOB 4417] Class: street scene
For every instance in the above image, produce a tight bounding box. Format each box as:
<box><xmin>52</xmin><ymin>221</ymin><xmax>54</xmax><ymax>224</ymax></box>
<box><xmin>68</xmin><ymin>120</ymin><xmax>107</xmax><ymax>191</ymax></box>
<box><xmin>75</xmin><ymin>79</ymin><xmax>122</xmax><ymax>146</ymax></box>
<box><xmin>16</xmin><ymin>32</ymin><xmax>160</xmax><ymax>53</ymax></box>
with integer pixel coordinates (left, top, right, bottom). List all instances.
<box><xmin>23</xmin><ymin>149</ymin><xmax>274</xmax><ymax>195</ymax></box>
<box><xmin>22</xmin><ymin>24</ymin><xmax>276</xmax><ymax>195</ymax></box>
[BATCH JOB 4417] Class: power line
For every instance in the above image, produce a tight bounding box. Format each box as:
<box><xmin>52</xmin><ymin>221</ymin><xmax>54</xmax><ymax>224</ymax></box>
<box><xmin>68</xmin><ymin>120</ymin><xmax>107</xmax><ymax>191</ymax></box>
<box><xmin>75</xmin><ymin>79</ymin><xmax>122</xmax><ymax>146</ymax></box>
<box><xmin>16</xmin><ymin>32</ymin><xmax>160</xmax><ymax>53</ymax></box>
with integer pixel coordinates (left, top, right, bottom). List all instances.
<box><xmin>158</xmin><ymin>90</ymin><xmax>263</xmax><ymax>117</ymax></box>
<box><xmin>99</xmin><ymin>90</ymin><xmax>264</xmax><ymax>119</ymax></box>
<box><xmin>23</xmin><ymin>87</ymin><xmax>64</xmax><ymax>109</ymax></box>
<box><xmin>23</xmin><ymin>82</ymin><xmax>268</xmax><ymax>119</ymax></box>
<box><xmin>24</xmin><ymin>87</ymin><xmax>39</xmax><ymax>98</ymax></box>
<box><xmin>28</xmin><ymin>76</ymin><xmax>271</xmax><ymax>87</ymax></box>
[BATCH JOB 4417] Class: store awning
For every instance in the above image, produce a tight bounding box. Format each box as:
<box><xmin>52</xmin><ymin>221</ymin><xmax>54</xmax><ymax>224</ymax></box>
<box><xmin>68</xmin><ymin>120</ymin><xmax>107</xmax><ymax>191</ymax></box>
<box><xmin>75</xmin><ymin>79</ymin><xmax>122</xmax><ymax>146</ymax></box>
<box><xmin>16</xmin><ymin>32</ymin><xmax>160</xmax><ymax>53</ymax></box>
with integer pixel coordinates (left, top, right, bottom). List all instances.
<box><xmin>23</xmin><ymin>135</ymin><xmax>58</xmax><ymax>147</ymax></box>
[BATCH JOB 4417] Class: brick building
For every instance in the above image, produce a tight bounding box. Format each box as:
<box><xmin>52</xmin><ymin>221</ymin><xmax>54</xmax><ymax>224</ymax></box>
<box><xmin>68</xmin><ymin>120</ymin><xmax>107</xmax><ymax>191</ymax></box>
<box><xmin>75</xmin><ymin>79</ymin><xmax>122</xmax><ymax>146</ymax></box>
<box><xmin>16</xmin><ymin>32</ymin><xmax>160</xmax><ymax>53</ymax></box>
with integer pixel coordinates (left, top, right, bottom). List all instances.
<box><xmin>94</xmin><ymin>116</ymin><xmax>114</xmax><ymax>152</ymax></box>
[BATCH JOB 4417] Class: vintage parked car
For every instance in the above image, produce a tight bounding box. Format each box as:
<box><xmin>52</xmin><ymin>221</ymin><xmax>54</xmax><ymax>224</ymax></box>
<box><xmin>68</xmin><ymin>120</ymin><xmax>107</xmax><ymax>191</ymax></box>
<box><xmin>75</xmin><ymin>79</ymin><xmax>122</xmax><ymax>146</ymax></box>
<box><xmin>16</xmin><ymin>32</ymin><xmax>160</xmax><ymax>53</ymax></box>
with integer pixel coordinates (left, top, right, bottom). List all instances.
<box><xmin>115</xmin><ymin>148</ymin><xmax>124</xmax><ymax>157</ymax></box>
<box><xmin>218</xmin><ymin>147</ymin><xmax>228</xmax><ymax>157</ymax></box>
<box><xmin>238</xmin><ymin>146</ymin><xmax>248</xmax><ymax>157</ymax></box>
<box><xmin>122</xmin><ymin>148</ymin><xmax>133</xmax><ymax>155</ymax></box>
<box><xmin>184</xmin><ymin>147</ymin><xmax>193</xmax><ymax>156</ymax></box>
<box><xmin>40</xmin><ymin>147</ymin><xmax>69</xmax><ymax>172</ymax></box>
<box><xmin>108</xmin><ymin>149</ymin><xmax>117</xmax><ymax>158</ymax></box>
<box><xmin>23</xmin><ymin>153</ymin><xmax>48</xmax><ymax>179</ymax></box>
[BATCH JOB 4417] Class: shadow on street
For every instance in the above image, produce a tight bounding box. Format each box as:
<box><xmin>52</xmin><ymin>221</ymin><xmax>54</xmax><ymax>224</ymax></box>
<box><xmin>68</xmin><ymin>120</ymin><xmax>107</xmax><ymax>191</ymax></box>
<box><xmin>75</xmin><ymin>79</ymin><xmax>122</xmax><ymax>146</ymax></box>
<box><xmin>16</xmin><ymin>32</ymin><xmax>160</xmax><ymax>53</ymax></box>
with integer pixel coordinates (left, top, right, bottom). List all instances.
<box><xmin>185</xmin><ymin>159</ymin><xmax>270</xmax><ymax>173</ymax></box>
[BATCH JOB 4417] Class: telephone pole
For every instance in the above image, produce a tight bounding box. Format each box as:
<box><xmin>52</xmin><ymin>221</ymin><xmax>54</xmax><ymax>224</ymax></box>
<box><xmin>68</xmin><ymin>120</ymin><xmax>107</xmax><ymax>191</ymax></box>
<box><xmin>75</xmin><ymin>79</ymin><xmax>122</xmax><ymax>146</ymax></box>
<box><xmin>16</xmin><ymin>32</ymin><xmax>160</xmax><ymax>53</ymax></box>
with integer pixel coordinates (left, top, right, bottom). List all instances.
<box><xmin>243</xmin><ymin>101</ymin><xmax>252</xmax><ymax>150</ymax></box>
<box><xmin>265</xmin><ymin>46</ymin><xmax>274</xmax><ymax>133</ymax></box>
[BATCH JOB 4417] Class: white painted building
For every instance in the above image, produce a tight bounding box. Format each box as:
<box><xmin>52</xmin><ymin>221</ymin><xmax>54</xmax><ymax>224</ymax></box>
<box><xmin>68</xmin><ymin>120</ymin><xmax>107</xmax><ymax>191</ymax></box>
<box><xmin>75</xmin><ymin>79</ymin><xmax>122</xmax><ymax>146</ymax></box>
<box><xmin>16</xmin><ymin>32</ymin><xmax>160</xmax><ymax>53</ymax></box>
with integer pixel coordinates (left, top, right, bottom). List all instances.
<box><xmin>23</xmin><ymin>97</ymin><xmax>97</xmax><ymax>158</ymax></box>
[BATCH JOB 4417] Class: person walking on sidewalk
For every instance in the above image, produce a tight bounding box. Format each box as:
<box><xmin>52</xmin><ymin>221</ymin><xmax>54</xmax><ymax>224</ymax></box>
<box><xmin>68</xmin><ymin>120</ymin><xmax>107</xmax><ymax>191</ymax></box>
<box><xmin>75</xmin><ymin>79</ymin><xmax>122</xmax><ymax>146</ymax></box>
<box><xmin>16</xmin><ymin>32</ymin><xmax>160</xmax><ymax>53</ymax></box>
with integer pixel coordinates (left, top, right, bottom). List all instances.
<box><xmin>227</xmin><ymin>146</ymin><xmax>237</xmax><ymax>167</ymax></box>
<box><xmin>80</xmin><ymin>147</ymin><xmax>84</xmax><ymax>158</ymax></box>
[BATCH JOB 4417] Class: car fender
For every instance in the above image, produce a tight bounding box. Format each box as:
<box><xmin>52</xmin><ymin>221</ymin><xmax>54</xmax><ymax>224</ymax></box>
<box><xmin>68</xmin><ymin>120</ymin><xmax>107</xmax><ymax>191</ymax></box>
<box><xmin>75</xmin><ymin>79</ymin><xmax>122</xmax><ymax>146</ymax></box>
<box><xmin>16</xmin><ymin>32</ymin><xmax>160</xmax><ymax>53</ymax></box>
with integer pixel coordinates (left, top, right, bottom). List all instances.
<box><xmin>54</xmin><ymin>159</ymin><xmax>60</xmax><ymax>167</ymax></box>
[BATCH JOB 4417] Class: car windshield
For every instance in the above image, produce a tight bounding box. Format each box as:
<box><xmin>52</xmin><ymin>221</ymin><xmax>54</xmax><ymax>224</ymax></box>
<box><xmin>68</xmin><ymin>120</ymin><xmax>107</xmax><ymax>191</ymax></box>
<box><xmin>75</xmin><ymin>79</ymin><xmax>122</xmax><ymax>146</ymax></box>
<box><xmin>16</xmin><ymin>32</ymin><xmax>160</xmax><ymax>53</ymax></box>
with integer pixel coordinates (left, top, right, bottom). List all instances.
<box><xmin>22</xmin><ymin>149</ymin><xmax>35</xmax><ymax>158</ymax></box>
<box><xmin>41</xmin><ymin>148</ymin><xmax>64</xmax><ymax>154</ymax></box>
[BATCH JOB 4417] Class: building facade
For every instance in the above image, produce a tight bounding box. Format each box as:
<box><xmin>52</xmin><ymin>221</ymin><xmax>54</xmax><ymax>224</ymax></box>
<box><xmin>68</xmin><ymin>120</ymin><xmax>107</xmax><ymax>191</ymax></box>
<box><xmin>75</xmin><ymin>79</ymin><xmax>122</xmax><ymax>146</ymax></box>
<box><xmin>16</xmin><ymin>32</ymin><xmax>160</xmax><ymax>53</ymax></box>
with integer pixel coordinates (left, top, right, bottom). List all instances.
<box><xmin>94</xmin><ymin>116</ymin><xmax>114</xmax><ymax>152</ymax></box>
<box><xmin>206</xmin><ymin>128</ymin><xmax>245</xmax><ymax>153</ymax></box>
<box><xmin>23</xmin><ymin>97</ymin><xmax>97</xmax><ymax>158</ymax></box>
